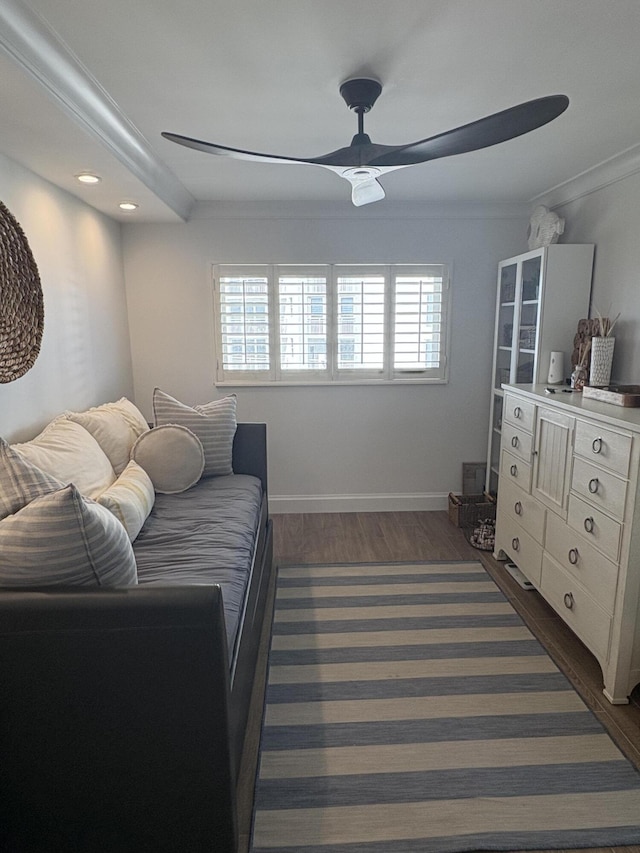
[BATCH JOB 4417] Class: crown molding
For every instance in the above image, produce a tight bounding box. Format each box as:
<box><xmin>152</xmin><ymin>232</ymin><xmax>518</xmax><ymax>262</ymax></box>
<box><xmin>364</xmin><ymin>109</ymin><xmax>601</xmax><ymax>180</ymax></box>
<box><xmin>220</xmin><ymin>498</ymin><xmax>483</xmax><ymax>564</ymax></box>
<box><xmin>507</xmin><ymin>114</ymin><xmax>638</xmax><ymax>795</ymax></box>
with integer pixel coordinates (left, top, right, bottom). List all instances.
<box><xmin>0</xmin><ymin>0</ymin><xmax>194</xmax><ymax>221</ymax></box>
<box><xmin>530</xmin><ymin>143</ymin><xmax>640</xmax><ymax>211</ymax></box>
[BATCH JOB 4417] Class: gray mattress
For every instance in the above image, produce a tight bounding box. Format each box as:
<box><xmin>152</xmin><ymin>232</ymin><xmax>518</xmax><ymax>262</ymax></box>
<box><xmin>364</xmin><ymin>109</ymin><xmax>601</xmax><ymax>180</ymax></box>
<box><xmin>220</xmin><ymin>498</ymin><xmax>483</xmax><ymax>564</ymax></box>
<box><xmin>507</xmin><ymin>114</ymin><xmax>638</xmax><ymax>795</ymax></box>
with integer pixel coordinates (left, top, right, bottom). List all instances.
<box><xmin>133</xmin><ymin>473</ymin><xmax>263</xmax><ymax>657</ymax></box>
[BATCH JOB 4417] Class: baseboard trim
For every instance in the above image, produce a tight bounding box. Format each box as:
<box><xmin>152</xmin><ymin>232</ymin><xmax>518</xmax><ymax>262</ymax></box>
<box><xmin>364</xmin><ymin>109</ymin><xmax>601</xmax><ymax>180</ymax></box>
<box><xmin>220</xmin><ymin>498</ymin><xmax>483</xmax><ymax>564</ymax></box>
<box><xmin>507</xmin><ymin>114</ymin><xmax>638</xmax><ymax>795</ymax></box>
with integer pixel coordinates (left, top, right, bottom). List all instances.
<box><xmin>269</xmin><ymin>492</ymin><xmax>449</xmax><ymax>514</ymax></box>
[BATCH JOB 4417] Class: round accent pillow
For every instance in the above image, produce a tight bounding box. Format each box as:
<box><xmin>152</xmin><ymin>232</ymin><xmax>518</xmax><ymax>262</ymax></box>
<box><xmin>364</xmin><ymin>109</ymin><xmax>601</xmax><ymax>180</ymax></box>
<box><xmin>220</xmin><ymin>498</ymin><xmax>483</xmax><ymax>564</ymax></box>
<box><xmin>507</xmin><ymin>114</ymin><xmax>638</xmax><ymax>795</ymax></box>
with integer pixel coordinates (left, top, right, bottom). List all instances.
<box><xmin>131</xmin><ymin>424</ymin><xmax>204</xmax><ymax>494</ymax></box>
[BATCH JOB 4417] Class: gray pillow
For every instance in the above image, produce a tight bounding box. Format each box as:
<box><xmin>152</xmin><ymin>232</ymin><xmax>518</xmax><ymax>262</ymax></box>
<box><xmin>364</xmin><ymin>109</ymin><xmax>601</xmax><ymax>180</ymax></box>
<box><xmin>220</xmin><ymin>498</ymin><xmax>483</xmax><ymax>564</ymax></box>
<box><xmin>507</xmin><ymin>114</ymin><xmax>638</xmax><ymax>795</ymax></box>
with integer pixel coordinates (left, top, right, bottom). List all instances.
<box><xmin>131</xmin><ymin>424</ymin><xmax>205</xmax><ymax>494</ymax></box>
<box><xmin>0</xmin><ymin>483</ymin><xmax>138</xmax><ymax>587</ymax></box>
<box><xmin>152</xmin><ymin>388</ymin><xmax>237</xmax><ymax>477</ymax></box>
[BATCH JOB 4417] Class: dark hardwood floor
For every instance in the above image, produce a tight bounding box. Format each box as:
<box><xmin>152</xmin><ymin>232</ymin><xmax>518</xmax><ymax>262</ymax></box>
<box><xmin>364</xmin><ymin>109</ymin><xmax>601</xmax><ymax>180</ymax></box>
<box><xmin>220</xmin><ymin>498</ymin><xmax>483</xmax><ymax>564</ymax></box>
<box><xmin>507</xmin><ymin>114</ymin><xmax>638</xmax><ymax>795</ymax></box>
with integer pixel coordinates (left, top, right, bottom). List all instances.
<box><xmin>237</xmin><ymin>511</ymin><xmax>640</xmax><ymax>853</ymax></box>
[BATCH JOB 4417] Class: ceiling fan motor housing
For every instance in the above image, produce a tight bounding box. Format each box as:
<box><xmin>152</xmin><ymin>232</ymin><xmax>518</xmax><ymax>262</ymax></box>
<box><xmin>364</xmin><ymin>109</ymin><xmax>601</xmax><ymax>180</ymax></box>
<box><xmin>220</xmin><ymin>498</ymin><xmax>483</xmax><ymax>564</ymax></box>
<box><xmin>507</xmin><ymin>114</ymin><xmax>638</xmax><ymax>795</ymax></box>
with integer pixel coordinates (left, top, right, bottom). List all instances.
<box><xmin>339</xmin><ymin>78</ymin><xmax>382</xmax><ymax>113</ymax></box>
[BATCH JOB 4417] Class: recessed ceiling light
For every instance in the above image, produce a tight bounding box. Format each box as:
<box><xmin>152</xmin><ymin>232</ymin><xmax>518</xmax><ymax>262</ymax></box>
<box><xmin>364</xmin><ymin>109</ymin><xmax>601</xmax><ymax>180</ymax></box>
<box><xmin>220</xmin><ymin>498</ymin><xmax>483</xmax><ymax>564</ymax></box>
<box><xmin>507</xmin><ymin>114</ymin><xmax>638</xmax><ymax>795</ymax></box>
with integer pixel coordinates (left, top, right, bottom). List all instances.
<box><xmin>118</xmin><ymin>202</ymin><xmax>139</xmax><ymax>211</ymax></box>
<box><xmin>76</xmin><ymin>172</ymin><xmax>101</xmax><ymax>184</ymax></box>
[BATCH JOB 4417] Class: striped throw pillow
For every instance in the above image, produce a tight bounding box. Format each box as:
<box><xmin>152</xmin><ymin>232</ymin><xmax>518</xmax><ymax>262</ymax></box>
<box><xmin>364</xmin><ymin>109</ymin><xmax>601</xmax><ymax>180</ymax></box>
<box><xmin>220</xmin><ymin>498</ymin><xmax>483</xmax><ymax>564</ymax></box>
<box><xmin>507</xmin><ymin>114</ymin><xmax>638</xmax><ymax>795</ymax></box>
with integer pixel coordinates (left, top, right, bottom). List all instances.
<box><xmin>0</xmin><ymin>437</ymin><xmax>63</xmax><ymax>521</ymax></box>
<box><xmin>0</xmin><ymin>483</ymin><xmax>137</xmax><ymax>587</ymax></box>
<box><xmin>97</xmin><ymin>460</ymin><xmax>155</xmax><ymax>541</ymax></box>
<box><xmin>152</xmin><ymin>388</ymin><xmax>237</xmax><ymax>477</ymax></box>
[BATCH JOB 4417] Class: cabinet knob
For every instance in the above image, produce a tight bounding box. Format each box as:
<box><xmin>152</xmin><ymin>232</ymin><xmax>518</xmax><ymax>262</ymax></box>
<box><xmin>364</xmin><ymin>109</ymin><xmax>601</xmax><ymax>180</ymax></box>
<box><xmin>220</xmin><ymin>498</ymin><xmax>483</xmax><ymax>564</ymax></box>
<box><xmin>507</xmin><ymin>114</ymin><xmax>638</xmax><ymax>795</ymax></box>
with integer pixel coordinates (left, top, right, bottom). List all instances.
<box><xmin>592</xmin><ymin>437</ymin><xmax>603</xmax><ymax>454</ymax></box>
<box><xmin>568</xmin><ymin>548</ymin><xmax>579</xmax><ymax>565</ymax></box>
<box><xmin>510</xmin><ymin>464</ymin><xmax>518</xmax><ymax>477</ymax></box>
<box><xmin>514</xmin><ymin>500</ymin><xmax>523</xmax><ymax>516</ymax></box>
<box><xmin>511</xmin><ymin>537</ymin><xmax>520</xmax><ymax>552</ymax></box>
<box><xmin>513</xmin><ymin>406</ymin><xmax>522</xmax><ymax>419</ymax></box>
<box><xmin>511</xmin><ymin>435</ymin><xmax>519</xmax><ymax>448</ymax></box>
<box><xmin>588</xmin><ymin>477</ymin><xmax>599</xmax><ymax>494</ymax></box>
<box><xmin>584</xmin><ymin>517</ymin><xmax>595</xmax><ymax>534</ymax></box>
<box><xmin>564</xmin><ymin>592</ymin><xmax>575</xmax><ymax>610</ymax></box>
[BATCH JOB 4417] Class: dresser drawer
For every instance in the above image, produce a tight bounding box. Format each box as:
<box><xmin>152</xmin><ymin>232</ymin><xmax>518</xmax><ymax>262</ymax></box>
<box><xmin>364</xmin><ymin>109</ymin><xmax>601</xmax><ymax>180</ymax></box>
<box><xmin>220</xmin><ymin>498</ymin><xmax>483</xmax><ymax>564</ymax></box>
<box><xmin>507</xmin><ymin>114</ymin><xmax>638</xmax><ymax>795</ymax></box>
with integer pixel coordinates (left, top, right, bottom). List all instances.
<box><xmin>545</xmin><ymin>512</ymin><xmax>619</xmax><ymax>614</ymax></box>
<box><xmin>498</xmin><ymin>477</ymin><xmax>546</xmax><ymax>544</ymax></box>
<box><xmin>541</xmin><ymin>553</ymin><xmax>612</xmax><ymax>663</ymax></box>
<box><xmin>571</xmin><ymin>457</ymin><xmax>627</xmax><ymax>521</ymax></box>
<box><xmin>574</xmin><ymin>420</ymin><xmax>632</xmax><ymax>478</ymax></box>
<box><xmin>501</xmin><ymin>422</ymin><xmax>533</xmax><ymax>463</ymax></box>
<box><xmin>496</xmin><ymin>505</ymin><xmax>543</xmax><ymax>586</ymax></box>
<box><xmin>567</xmin><ymin>493</ymin><xmax>622</xmax><ymax>563</ymax></box>
<box><xmin>503</xmin><ymin>395</ymin><xmax>535</xmax><ymax>433</ymax></box>
<box><xmin>501</xmin><ymin>448</ymin><xmax>532</xmax><ymax>493</ymax></box>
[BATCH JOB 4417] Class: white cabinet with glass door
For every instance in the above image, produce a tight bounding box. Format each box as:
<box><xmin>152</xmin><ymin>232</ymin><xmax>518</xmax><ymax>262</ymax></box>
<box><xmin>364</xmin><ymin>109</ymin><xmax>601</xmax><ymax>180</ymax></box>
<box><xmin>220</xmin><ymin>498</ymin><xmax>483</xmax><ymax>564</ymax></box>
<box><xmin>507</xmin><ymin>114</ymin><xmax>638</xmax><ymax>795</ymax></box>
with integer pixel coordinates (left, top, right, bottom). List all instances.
<box><xmin>485</xmin><ymin>245</ymin><xmax>594</xmax><ymax>497</ymax></box>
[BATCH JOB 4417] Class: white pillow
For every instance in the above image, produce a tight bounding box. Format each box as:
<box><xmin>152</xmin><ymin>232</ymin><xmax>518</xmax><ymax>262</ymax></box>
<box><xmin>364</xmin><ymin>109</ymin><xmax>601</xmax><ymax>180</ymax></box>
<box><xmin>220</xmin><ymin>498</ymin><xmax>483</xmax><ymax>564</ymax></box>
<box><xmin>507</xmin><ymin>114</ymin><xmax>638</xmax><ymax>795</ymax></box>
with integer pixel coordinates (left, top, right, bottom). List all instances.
<box><xmin>12</xmin><ymin>418</ymin><xmax>116</xmax><ymax>499</ymax></box>
<box><xmin>97</xmin><ymin>460</ymin><xmax>155</xmax><ymax>542</ymax></box>
<box><xmin>131</xmin><ymin>425</ymin><xmax>205</xmax><ymax>494</ymax></box>
<box><xmin>0</xmin><ymin>437</ymin><xmax>63</xmax><ymax>521</ymax></box>
<box><xmin>152</xmin><ymin>388</ymin><xmax>236</xmax><ymax>477</ymax></box>
<box><xmin>67</xmin><ymin>398</ymin><xmax>150</xmax><ymax>475</ymax></box>
<box><xmin>0</xmin><ymin>484</ymin><xmax>137</xmax><ymax>587</ymax></box>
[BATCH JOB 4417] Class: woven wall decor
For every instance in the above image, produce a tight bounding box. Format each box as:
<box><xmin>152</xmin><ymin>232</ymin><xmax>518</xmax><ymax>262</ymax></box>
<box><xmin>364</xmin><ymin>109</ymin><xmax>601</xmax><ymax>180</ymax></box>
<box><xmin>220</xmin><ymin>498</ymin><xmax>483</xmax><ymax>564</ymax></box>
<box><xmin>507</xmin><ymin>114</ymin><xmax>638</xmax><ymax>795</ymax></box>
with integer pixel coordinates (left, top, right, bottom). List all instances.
<box><xmin>0</xmin><ymin>200</ymin><xmax>44</xmax><ymax>382</ymax></box>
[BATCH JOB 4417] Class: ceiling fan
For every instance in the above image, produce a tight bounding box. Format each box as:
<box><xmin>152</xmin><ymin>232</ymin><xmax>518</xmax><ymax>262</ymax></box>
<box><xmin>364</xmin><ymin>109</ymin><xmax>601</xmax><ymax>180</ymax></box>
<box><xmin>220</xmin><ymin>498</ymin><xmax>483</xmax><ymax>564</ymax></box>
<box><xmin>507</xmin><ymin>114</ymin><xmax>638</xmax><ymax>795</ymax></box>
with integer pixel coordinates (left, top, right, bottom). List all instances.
<box><xmin>162</xmin><ymin>79</ymin><xmax>569</xmax><ymax>207</ymax></box>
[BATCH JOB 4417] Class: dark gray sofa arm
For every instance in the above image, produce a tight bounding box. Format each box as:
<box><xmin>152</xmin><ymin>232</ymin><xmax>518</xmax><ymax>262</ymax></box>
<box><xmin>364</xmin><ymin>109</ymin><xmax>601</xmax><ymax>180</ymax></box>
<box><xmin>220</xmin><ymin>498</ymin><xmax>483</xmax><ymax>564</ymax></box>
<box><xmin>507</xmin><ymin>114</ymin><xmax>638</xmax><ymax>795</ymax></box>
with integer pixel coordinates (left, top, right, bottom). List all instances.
<box><xmin>0</xmin><ymin>585</ymin><xmax>239</xmax><ymax>852</ymax></box>
<box><xmin>233</xmin><ymin>422</ymin><xmax>268</xmax><ymax>494</ymax></box>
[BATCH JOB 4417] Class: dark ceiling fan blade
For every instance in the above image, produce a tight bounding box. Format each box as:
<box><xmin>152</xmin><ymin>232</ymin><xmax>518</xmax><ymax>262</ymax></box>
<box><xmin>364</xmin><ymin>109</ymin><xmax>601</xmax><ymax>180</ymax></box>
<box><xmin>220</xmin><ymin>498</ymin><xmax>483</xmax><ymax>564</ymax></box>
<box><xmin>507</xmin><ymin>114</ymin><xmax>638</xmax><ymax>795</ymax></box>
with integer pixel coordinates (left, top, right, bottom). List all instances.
<box><xmin>162</xmin><ymin>86</ymin><xmax>569</xmax><ymax>206</ymax></box>
<box><xmin>161</xmin><ymin>131</ymin><xmax>313</xmax><ymax>165</ymax></box>
<box><xmin>366</xmin><ymin>95</ymin><xmax>570</xmax><ymax>167</ymax></box>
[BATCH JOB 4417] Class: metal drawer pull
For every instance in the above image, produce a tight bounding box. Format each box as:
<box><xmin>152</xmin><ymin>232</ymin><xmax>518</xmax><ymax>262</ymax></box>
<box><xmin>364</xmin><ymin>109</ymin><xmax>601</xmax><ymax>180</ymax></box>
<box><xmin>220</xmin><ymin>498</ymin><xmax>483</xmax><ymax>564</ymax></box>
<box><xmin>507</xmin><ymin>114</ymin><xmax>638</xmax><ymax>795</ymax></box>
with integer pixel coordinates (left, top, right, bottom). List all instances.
<box><xmin>514</xmin><ymin>500</ymin><xmax>523</xmax><ymax>516</ymax></box>
<box><xmin>588</xmin><ymin>477</ymin><xmax>599</xmax><ymax>494</ymax></box>
<box><xmin>510</xmin><ymin>464</ymin><xmax>518</xmax><ymax>477</ymax></box>
<box><xmin>512</xmin><ymin>537</ymin><xmax>520</xmax><ymax>552</ymax></box>
<box><xmin>513</xmin><ymin>406</ymin><xmax>522</xmax><ymax>419</ymax></box>
<box><xmin>584</xmin><ymin>516</ymin><xmax>595</xmax><ymax>534</ymax></box>
<box><xmin>564</xmin><ymin>592</ymin><xmax>574</xmax><ymax>610</ymax></box>
<box><xmin>592</xmin><ymin>437</ymin><xmax>603</xmax><ymax>454</ymax></box>
<box><xmin>511</xmin><ymin>435</ymin><xmax>519</xmax><ymax>448</ymax></box>
<box><xmin>568</xmin><ymin>548</ymin><xmax>579</xmax><ymax>565</ymax></box>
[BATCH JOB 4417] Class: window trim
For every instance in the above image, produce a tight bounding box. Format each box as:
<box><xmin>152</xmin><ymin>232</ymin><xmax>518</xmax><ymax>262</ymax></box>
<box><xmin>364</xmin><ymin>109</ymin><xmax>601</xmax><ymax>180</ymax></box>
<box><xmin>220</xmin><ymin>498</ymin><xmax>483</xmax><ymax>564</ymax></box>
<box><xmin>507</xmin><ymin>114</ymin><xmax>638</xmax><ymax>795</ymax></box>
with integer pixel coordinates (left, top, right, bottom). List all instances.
<box><xmin>213</xmin><ymin>263</ymin><xmax>450</xmax><ymax>386</ymax></box>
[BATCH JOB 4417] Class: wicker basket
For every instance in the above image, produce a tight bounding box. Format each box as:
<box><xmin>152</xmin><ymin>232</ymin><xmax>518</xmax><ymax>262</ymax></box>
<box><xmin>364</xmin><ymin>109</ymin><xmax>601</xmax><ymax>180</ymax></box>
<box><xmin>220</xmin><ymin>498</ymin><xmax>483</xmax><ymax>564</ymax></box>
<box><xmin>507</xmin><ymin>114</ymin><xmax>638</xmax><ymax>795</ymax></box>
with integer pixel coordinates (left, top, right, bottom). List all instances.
<box><xmin>448</xmin><ymin>493</ymin><xmax>497</xmax><ymax>552</ymax></box>
<box><xmin>447</xmin><ymin>492</ymin><xmax>496</xmax><ymax>529</ymax></box>
<box><xmin>0</xmin><ymin>200</ymin><xmax>44</xmax><ymax>383</ymax></box>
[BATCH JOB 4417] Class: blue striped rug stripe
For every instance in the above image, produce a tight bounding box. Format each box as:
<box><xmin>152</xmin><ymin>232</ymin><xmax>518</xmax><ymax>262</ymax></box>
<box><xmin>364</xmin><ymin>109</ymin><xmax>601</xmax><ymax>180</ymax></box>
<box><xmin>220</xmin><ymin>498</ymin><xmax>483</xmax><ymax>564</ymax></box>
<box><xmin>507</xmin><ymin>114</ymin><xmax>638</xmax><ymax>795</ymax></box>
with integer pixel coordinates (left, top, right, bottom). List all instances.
<box><xmin>261</xmin><ymin>710</ymin><xmax>603</xmax><ymax>749</ymax></box>
<box><xmin>268</xmin><ymin>637</ymin><xmax>545</xmax><ymax>663</ymax></box>
<box><xmin>256</xmin><ymin>760</ymin><xmax>640</xmax><ymax>808</ymax></box>
<box><xmin>264</xmin><ymin>672</ymin><xmax>572</xmax><ymax>703</ymax></box>
<box><xmin>250</xmin><ymin>561</ymin><xmax>640</xmax><ymax>852</ymax></box>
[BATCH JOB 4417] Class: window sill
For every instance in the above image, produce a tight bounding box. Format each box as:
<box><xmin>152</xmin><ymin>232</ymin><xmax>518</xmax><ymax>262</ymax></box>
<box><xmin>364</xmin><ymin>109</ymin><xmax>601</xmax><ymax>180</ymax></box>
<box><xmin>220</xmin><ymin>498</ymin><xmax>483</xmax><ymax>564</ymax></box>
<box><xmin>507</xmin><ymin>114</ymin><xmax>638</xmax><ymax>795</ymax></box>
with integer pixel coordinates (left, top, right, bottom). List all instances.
<box><xmin>215</xmin><ymin>377</ymin><xmax>448</xmax><ymax>388</ymax></box>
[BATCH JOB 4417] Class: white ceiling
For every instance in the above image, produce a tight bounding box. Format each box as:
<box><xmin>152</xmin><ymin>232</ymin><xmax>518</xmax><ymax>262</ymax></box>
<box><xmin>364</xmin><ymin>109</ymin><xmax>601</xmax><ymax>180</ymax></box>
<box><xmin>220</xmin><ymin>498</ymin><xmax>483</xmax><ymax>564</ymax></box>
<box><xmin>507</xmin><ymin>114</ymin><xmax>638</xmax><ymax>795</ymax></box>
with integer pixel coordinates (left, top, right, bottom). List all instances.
<box><xmin>1</xmin><ymin>0</ymin><xmax>639</xmax><ymax>222</ymax></box>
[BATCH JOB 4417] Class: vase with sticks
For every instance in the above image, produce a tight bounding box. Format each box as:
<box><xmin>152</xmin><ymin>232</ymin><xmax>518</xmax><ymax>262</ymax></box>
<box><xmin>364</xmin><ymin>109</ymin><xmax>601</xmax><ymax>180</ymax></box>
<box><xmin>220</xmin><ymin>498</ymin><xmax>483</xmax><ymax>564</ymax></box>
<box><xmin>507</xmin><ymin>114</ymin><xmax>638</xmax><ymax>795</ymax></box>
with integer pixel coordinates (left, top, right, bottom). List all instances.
<box><xmin>590</xmin><ymin>309</ymin><xmax>620</xmax><ymax>387</ymax></box>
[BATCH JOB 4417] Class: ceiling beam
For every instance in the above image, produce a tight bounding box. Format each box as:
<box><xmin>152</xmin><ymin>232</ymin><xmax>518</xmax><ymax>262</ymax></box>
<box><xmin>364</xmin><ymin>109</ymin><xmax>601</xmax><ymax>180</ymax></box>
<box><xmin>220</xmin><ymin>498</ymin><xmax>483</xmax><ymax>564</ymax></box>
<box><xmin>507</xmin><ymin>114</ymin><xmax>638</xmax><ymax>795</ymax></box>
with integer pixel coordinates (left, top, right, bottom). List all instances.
<box><xmin>0</xmin><ymin>0</ymin><xmax>194</xmax><ymax>220</ymax></box>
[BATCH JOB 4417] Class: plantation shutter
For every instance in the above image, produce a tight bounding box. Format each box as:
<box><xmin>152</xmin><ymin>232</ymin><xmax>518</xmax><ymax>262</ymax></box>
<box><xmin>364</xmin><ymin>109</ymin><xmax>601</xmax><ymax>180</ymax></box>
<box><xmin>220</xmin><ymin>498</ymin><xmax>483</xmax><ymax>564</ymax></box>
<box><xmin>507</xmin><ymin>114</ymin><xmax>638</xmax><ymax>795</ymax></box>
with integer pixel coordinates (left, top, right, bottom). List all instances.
<box><xmin>335</xmin><ymin>267</ymin><xmax>386</xmax><ymax>377</ymax></box>
<box><xmin>277</xmin><ymin>266</ymin><xmax>329</xmax><ymax>378</ymax></box>
<box><xmin>393</xmin><ymin>265</ymin><xmax>446</xmax><ymax>378</ymax></box>
<box><xmin>216</xmin><ymin>266</ymin><xmax>272</xmax><ymax>380</ymax></box>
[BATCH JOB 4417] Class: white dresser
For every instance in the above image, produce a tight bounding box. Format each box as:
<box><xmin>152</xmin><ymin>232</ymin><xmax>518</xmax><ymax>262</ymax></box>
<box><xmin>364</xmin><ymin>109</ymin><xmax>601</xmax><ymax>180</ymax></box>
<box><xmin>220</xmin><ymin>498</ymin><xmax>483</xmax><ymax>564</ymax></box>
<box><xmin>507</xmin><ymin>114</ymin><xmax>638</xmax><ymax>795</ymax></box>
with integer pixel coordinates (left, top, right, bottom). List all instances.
<box><xmin>495</xmin><ymin>383</ymin><xmax>640</xmax><ymax>704</ymax></box>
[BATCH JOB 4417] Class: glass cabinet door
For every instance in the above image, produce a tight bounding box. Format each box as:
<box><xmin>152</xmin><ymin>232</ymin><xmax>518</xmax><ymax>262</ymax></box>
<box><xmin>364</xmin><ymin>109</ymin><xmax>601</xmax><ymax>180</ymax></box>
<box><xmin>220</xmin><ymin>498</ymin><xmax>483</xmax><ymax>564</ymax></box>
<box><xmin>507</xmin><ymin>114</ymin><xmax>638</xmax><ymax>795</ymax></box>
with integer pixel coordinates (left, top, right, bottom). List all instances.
<box><xmin>516</xmin><ymin>255</ymin><xmax>542</xmax><ymax>383</ymax></box>
<box><xmin>494</xmin><ymin>263</ymin><xmax>516</xmax><ymax>389</ymax></box>
<box><xmin>487</xmin><ymin>392</ymin><xmax>503</xmax><ymax>495</ymax></box>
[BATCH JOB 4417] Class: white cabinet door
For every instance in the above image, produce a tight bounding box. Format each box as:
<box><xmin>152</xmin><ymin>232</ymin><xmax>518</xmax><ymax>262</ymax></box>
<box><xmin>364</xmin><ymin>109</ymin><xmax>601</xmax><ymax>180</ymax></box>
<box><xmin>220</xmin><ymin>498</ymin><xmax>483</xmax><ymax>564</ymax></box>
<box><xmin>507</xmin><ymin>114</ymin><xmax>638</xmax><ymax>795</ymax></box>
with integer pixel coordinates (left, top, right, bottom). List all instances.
<box><xmin>532</xmin><ymin>406</ymin><xmax>574</xmax><ymax>517</ymax></box>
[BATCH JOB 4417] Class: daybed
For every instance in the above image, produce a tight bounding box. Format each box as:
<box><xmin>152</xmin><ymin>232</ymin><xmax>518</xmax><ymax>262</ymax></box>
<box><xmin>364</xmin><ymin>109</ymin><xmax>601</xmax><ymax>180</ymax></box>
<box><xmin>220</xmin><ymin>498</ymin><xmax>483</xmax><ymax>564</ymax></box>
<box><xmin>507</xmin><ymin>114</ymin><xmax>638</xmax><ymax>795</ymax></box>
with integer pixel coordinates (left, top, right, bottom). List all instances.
<box><xmin>0</xmin><ymin>391</ymin><xmax>273</xmax><ymax>853</ymax></box>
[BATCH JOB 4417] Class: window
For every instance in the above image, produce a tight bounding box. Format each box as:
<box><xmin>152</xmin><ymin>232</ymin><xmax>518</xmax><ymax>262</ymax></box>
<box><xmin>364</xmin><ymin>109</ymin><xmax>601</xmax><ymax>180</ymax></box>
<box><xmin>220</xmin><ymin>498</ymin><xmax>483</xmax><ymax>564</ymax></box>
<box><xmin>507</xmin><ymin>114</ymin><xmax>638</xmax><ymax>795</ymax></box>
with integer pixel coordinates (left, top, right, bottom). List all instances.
<box><xmin>214</xmin><ymin>264</ymin><xmax>449</xmax><ymax>384</ymax></box>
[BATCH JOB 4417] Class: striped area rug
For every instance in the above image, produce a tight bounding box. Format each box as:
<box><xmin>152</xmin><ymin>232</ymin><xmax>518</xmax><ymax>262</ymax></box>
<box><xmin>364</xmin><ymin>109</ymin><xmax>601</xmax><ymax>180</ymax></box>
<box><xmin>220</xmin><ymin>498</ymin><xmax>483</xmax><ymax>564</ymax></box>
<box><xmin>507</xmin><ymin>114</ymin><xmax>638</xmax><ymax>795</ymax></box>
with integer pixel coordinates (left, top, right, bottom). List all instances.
<box><xmin>250</xmin><ymin>561</ymin><xmax>640</xmax><ymax>853</ymax></box>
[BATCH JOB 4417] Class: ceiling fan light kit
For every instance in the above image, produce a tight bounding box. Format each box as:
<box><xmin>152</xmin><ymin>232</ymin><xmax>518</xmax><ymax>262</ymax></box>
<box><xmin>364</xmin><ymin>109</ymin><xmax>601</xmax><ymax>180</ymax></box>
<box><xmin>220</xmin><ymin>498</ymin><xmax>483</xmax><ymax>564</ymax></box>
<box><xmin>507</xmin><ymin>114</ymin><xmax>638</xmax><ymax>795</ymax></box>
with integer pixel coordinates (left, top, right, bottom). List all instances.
<box><xmin>162</xmin><ymin>79</ymin><xmax>569</xmax><ymax>207</ymax></box>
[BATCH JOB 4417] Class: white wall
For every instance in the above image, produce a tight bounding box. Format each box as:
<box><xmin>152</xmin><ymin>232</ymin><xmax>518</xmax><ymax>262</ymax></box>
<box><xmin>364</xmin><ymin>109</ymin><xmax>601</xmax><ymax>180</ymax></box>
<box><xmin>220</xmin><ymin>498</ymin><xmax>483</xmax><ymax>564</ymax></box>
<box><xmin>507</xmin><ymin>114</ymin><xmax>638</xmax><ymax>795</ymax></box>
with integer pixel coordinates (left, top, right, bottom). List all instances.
<box><xmin>550</xmin><ymin>171</ymin><xmax>640</xmax><ymax>383</ymax></box>
<box><xmin>123</xmin><ymin>201</ymin><xmax>528</xmax><ymax>511</ymax></box>
<box><xmin>0</xmin><ymin>153</ymin><xmax>134</xmax><ymax>442</ymax></box>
